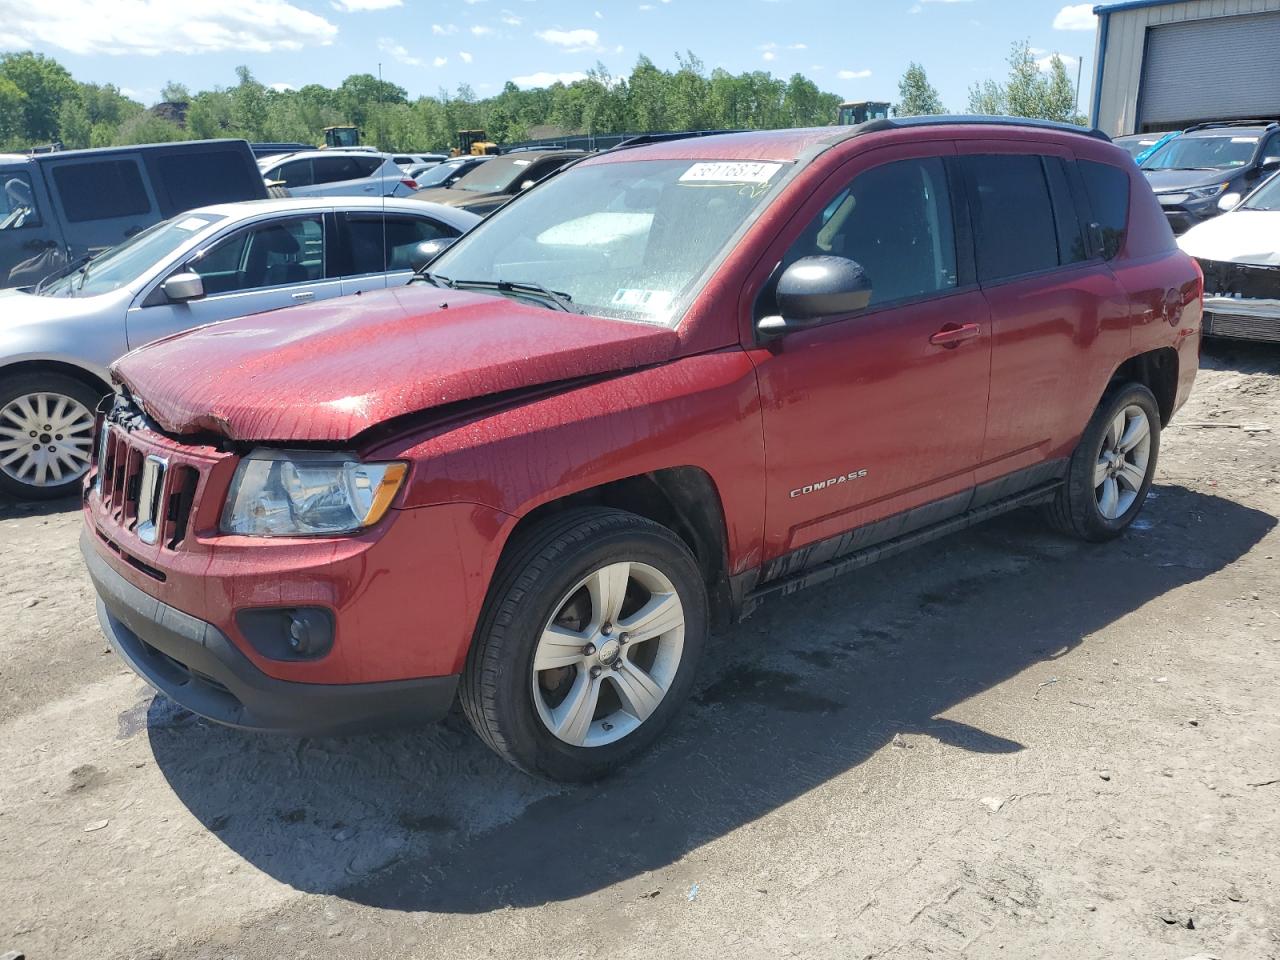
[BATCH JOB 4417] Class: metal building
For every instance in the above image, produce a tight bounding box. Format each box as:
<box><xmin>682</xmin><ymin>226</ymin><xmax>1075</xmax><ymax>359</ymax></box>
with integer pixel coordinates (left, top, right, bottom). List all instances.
<box><xmin>1091</xmin><ymin>0</ymin><xmax>1280</xmax><ymax>136</ymax></box>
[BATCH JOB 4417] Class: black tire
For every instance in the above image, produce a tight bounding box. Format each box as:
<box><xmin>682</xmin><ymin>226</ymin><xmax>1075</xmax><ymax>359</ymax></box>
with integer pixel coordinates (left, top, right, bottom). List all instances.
<box><xmin>1045</xmin><ymin>381</ymin><xmax>1161</xmax><ymax>542</ymax></box>
<box><xmin>0</xmin><ymin>372</ymin><xmax>106</xmax><ymax>501</ymax></box>
<box><xmin>266</xmin><ymin>184</ymin><xmax>291</xmax><ymax>198</ymax></box>
<box><xmin>460</xmin><ymin>507</ymin><xmax>708</xmax><ymax>782</ymax></box>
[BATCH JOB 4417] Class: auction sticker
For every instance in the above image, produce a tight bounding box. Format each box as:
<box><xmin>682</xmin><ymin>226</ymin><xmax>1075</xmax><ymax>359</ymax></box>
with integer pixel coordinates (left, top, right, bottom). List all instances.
<box><xmin>680</xmin><ymin>161</ymin><xmax>782</xmax><ymax>184</ymax></box>
<box><xmin>612</xmin><ymin>288</ymin><xmax>674</xmax><ymax>311</ymax></box>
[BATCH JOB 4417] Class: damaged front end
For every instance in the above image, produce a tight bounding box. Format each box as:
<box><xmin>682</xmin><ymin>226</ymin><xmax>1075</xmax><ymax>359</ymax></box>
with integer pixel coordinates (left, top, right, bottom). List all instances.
<box><xmin>1196</xmin><ymin>258</ymin><xmax>1280</xmax><ymax>343</ymax></box>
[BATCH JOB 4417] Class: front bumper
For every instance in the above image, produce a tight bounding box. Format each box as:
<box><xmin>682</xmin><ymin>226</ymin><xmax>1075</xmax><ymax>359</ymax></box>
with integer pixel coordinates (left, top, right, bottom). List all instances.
<box><xmin>1156</xmin><ymin>194</ymin><xmax>1222</xmax><ymax>234</ymax></box>
<box><xmin>83</xmin><ymin>530</ymin><xmax>459</xmax><ymax>735</ymax></box>
<box><xmin>1202</xmin><ymin>298</ymin><xmax>1280</xmax><ymax>343</ymax></box>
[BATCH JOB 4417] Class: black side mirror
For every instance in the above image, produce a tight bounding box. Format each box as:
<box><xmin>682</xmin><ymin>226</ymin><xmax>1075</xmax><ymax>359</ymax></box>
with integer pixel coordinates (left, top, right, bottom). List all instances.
<box><xmin>758</xmin><ymin>256</ymin><xmax>873</xmax><ymax>336</ymax></box>
<box><xmin>1261</xmin><ymin>156</ymin><xmax>1280</xmax><ymax>172</ymax></box>
<box><xmin>409</xmin><ymin>237</ymin><xmax>455</xmax><ymax>271</ymax></box>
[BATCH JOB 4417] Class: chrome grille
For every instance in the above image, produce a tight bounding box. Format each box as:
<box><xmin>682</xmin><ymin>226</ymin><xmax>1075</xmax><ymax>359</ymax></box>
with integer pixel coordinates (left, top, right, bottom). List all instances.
<box><xmin>95</xmin><ymin>423</ymin><xmax>205</xmax><ymax>550</ymax></box>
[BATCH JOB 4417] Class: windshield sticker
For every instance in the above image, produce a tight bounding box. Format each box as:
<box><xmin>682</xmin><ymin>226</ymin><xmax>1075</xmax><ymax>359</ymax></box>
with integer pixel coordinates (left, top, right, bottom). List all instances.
<box><xmin>612</xmin><ymin>288</ymin><xmax>674</xmax><ymax>312</ymax></box>
<box><xmin>680</xmin><ymin>161</ymin><xmax>782</xmax><ymax>185</ymax></box>
<box><xmin>175</xmin><ymin>217</ymin><xmax>210</xmax><ymax>232</ymax></box>
<box><xmin>1231</xmin><ymin>137</ymin><xmax>1259</xmax><ymax>143</ymax></box>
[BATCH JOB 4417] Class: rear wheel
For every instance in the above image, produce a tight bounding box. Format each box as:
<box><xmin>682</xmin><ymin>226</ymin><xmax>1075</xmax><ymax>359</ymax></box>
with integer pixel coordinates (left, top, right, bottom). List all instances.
<box><xmin>1046</xmin><ymin>382</ymin><xmax>1160</xmax><ymax>542</ymax></box>
<box><xmin>0</xmin><ymin>373</ymin><xmax>103</xmax><ymax>500</ymax></box>
<box><xmin>460</xmin><ymin>508</ymin><xmax>708</xmax><ymax>781</ymax></box>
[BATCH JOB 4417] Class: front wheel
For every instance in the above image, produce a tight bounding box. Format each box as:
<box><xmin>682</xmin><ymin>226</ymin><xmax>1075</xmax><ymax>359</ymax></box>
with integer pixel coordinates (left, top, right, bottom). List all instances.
<box><xmin>1046</xmin><ymin>382</ymin><xmax>1161</xmax><ymax>542</ymax></box>
<box><xmin>460</xmin><ymin>508</ymin><xmax>708</xmax><ymax>782</ymax></box>
<box><xmin>0</xmin><ymin>373</ymin><xmax>103</xmax><ymax>500</ymax></box>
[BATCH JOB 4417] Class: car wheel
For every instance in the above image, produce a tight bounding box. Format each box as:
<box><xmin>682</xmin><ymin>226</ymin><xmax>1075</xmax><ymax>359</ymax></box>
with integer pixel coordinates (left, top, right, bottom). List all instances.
<box><xmin>0</xmin><ymin>373</ymin><xmax>103</xmax><ymax>500</ymax></box>
<box><xmin>1045</xmin><ymin>382</ymin><xmax>1161</xmax><ymax>542</ymax></box>
<box><xmin>460</xmin><ymin>507</ymin><xmax>708</xmax><ymax>782</ymax></box>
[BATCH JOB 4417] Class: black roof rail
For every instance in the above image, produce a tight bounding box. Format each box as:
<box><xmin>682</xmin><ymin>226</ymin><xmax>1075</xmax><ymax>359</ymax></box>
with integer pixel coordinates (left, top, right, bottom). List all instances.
<box><xmin>857</xmin><ymin>114</ymin><xmax>1112</xmax><ymax>142</ymax></box>
<box><xmin>612</xmin><ymin>129</ymin><xmax>745</xmax><ymax>150</ymax></box>
<box><xmin>1183</xmin><ymin>119</ymin><xmax>1279</xmax><ymax>133</ymax></box>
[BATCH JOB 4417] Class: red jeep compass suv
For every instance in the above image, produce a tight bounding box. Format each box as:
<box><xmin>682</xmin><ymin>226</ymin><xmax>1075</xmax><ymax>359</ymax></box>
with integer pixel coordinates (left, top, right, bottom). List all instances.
<box><xmin>82</xmin><ymin>118</ymin><xmax>1202</xmax><ymax>781</ymax></box>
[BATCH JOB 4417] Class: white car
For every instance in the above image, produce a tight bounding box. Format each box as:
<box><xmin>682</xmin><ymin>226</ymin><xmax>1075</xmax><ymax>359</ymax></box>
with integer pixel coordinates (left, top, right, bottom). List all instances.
<box><xmin>0</xmin><ymin>196</ymin><xmax>479</xmax><ymax>499</ymax></box>
<box><xmin>258</xmin><ymin>150</ymin><xmax>419</xmax><ymax>199</ymax></box>
<box><xmin>393</xmin><ymin>153</ymin><xmax>448</xmax><ymax>171</ymax></box>
<box><xmin>1178</xmin><ymin>172</ymin><xmax>1280</xmax><ymax>343</ymax></box>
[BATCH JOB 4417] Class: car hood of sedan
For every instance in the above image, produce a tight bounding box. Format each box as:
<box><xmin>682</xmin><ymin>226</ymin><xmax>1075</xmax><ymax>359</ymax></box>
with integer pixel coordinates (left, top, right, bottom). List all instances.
<box><xmin>111</xmin><ymin>284</ymin><xmax>680</xmax><ymax>443</ymax></box>
<box><xmin>1142</xmin><ymin>168</ymin><xmax>1238</xmax><ymax>193</ymax></box>
<box><xmin>1178</xmin><ymin>210</ymin><xmax>1280</xmax><ymax>266</ymax></box>
<box><xmin>412</xmin><ymin>186</ymin><xmax>501</xmax><ymax>209</ymax></box>
<box><xmin>0</xmin><ymin>286</ymin><xmax>126</xmax><ymax>330</ymax></box>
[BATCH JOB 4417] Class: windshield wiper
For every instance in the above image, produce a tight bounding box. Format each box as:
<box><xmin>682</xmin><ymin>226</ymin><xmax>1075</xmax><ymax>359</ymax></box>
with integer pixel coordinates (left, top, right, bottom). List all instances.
<box><xmin>412</xmin><ymin>270</ymin><xmax>455</xmax><ymax>289</ymax></box>
<box><xmin>449</xmin><ymin>278</ymin><xmax>579</xmax><ymax>313</ymax></box>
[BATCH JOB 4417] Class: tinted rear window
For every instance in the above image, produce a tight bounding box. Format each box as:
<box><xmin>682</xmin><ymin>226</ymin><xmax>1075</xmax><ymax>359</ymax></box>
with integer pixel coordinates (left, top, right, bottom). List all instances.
<box><xmin>154</xmin><ymin>151</ymin><xmax>262</xmax><ymax>211</ymax></box>
<box><xmin>1078</xmin><ymin>160</ymin><xmax>1130</xmax><ymax>260</ymax></box>
<box><xmin>52</xmin><ymin>159</ymin><xmax>151</xmax><ymax>223</ymax></box>
<box><xmin>963</xmin><ymin>155</ymin><xmax>1059</xmax><ymax>282</ymax></box>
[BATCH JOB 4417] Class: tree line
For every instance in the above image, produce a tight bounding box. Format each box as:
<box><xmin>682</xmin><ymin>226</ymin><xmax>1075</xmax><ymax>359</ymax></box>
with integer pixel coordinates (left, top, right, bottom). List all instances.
<box><xmin>0</xmin><ymin>41</ymin><xmax>1083</xmax><ymax>154</ymax></box>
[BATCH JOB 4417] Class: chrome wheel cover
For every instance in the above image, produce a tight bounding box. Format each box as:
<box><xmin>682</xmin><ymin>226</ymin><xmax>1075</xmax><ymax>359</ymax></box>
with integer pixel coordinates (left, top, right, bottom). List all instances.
<box><xmin>531</xmin><ymin>561</ymin><xmax>685</xmax><ymax>748</ymax></box>
<box><xmin>1094</xmin><ymin>404</ymin><xmax>1151</xmax><ymax>520</ymax></box>
<box><xmin>0</xmin><ymin>391</ymin><xmax>95</xmax><ymax>488</ymax></box>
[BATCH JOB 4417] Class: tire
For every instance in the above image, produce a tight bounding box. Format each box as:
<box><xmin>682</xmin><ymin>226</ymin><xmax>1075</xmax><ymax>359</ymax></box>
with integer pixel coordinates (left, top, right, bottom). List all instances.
<box><xmin>1045</xmin><ymin>382</ymin><xmax>1161</xmax><ymax>542</ymax></box>
<box><xmin>266</xmin><ymin>184</ymin><xmax>291</xmax><ymax>199</ymax></box>
<box><xmin>460</xmin><ymin>507</ymin><xmax>709</xmax><ymax>782</ymax></box>
<box><xmin>0</xmin><ymin>372</ymin><xmax>104</xmax><ymax>500</ymax></box>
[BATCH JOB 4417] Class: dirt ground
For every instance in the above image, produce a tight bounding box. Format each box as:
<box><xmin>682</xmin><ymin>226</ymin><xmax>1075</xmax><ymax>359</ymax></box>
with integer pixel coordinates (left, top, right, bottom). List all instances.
<box><xmin>2</xmin><ymin>341</ymin><xmax>1278</xmax><ymax>960</ymax></box>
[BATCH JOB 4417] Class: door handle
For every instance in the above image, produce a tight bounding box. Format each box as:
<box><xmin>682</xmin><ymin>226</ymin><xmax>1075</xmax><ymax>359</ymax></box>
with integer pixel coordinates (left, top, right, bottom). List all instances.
<box><xmin>929</xmin><ymin>322</ymin><xmax>981</xmax><ymax>347</ymax></box>
<box><xmin>291</xmin><ymin>291</ymin><xmax>315</xmax><ymax>301</ymax></box>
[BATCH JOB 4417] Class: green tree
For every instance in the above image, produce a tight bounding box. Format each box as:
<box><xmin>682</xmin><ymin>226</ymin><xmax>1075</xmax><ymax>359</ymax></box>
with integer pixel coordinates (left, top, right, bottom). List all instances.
<box><xmin>895</xmin><ymin>63</ymin><xmax>945</xmax><ymax>117</ymax></box>
<box><xmin>1003</xmin><ymin>40</ymin><xmax>1044</xmax><ymax>118</ymax></box>
<box><xmin>968</xmin><ymin>41</ymin><xmax>1082</xmax><ymax>122</ymax></box>
<box><xmin>0</xmin><ymin>77</ymin><xmax>27</xmax><ymax>147</ymax></box>
<box><xmin>111</xmin><ymin>112</ymin><xmax>184</xmax><ymax>146</ymax></box>
<box><xmin>57</xmin><ymin>98</ymin><xmax>92</xmax><ymax>148</ymax></box>
<box><xmin>0</xmin><ymin>52</ymin><xmax>77</xmax><ymax>143</ymax></box>
<box><xmin>336</xmin><ymin>73</ymin><xmax>408</xmax><ymax>130</ymax></box>
<box><xmin>967</xmin><ymin>78</ymin><xmax>1005</xmax><ymax>115</ymax></box>
<box><xmin>160</xmin><ymin>81</ymin><xmax>191</xmax><ymax>103</ymax></box>
<box><xmin>1043</xmin><ymin>55</ymin><xmax>1083</xmax><ymax>124</ymax></box>
<box><xmin>230</xmin><ymin>66</ymin><xmax>268</xmax><ymax>140</ymax></box>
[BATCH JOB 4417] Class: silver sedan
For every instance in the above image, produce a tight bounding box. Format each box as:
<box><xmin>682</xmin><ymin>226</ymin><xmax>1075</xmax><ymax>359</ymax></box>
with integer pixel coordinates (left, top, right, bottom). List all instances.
<box><xmin>0</xmin><ymin>196</ymin><xmax>479</xmax><ymax>499</ymax></box>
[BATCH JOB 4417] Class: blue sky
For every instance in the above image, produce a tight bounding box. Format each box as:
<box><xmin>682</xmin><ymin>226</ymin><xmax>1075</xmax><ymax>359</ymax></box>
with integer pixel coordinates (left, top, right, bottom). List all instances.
<box><xmin>0</xmin><ymin>0</ymin><xmax>1100</xmax><ymax>110</ymax></box>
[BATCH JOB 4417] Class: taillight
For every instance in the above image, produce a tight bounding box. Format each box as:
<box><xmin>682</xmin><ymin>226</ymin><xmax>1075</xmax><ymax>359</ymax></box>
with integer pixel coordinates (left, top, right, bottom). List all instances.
<box><xmin>401</xmin><ymin>178</ymin><xmax>419</xmax><ymax>190</ymax></box>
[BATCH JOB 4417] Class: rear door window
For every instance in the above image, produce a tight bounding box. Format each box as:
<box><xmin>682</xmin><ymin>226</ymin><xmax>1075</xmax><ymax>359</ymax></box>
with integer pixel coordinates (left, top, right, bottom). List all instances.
<box><xmin>339</xmin><ymin>213</ymin><xmax>460</xmax><ymax>275</ymax></box>
<box><xmin>313</xmin><ymin>156</ymin><xmax>366</xmax><ymax>184</ymax></box>
<box><xmin>274</xmin><ymin>159</ymin><xmax>314</xmax><ymax>188</ymax></box>
<box><xmin>51</xmin><ymin>158</ymin><xmax>152</xmax><ymax>223</ymax></box>
<box><xmin>962</xmin><ymin>155</ymin><xmax>1060</xmax><ymax>282</ymax></box>
<box><xmin>154</xmin><ymin>151</ymin><xmax>262</xmax><ymax>211</ymax></box>
<box><xmin>1077</xmin><ymin>159</ymin><xmax>1131</xmax><ymax>260</ymax></box>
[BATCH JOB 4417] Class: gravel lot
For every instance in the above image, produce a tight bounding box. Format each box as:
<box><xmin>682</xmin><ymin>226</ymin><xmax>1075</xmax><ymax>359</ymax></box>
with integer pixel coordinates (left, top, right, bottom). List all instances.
<box><xmin>2</xmin><ymin>342</ymin><xmax>1278</xmax><ymax>960</ymax></box>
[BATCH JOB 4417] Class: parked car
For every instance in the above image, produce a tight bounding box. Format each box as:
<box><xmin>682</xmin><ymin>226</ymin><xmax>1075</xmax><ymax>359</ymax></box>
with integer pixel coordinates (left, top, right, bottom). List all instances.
<box><xmin>413</xmin><ymin>150</ymin><xmax>583</xmax><ymax>215</ymax></box>
<box><xmin>0</xmin><ymin>197</ymin><xmax>478</xmax><ymax>499</ymax></box>
<box><xmin>82</xmin><ymin>118</ymin><xmax>1201</xmax><ymax>781</ymax></box>
<box><xmin>1178</xmin><ymin>170</ymin><xmax>1280</xmax><ymax>343</ymax></box>
<box><xmin>392</xmin><ymin>153</ymin><xmax>447</xmax><ymax>170</ymax></box>
<box><xmin>0</xmin><ymin>139</ymin><xmax>266</xmax><ymax>291</ymax></box>
<box><xmin>409</xmin><ymin>155</ymin><xmax>491</xmax><ymax>190</ymax></box>
<box><xmin>1114</xmin><ymin>130</ymin><xmax>1177</xmax><ymax>162</ymax></box>
<box><xmin>250</xmin><ymin>142</ymin><xmax>313</xmax><ymax>161</ymax></box>
<box><xmin>1140</xmin><ymin>120</ymin><xmax>1280</xmax><ymax>233</ymax></box>
<box><xmin>257</xmin><ymin>151</ymin><xmax>419</xmax><ymax>199</ymax></box>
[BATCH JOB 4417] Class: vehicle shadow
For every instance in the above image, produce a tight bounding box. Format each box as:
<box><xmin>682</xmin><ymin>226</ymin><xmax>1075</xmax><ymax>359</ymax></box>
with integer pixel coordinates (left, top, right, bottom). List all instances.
<box><xmin>0</xmin><ymin>491</ymin><xmax>80</xmax><ymax>520</ymax></box>
<box><xmin>1200</xmin><ymin>336</ymin><xmax>1280</xmax><ymax>373</ymax></box>
<box><xmin>146</xmin><ymin>483</ymin><xmax>1274</xmax><ymax>912</ymax></box>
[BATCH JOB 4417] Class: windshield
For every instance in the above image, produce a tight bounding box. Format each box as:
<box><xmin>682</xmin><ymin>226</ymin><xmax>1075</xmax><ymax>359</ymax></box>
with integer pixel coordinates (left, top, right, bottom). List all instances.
<box><xmin>1115</xmin><ymin>135</ymin><xmax>1161</xmax><ymax>158</ymax></box>
<box><xmin>1143</xmin><ymin>134</ymin><xmax>1259</xmax><ymax>171</ymax></box>
<box><xmin>429</xmin><ymin>157</ymin><xmax>789</xmax><ymax>324</ymax></box>
<box><xmin>453</xmin><ymin>155</ymin><xmax>551</xmax><ymax>193</ymax></box>
<box><xmin>1241</xmin><ymin>172</ymin><xmax>1280</xmax><ymax>211</ymax></box>
<box><xmin>418</xmin><ymin>160</ymin><xmax>475</xmax><ymax>187</ymax></box>
<box><xmin>40</xmin><ymin>213</ymin><xmax>224</xmax><ymax>297</ymax></box>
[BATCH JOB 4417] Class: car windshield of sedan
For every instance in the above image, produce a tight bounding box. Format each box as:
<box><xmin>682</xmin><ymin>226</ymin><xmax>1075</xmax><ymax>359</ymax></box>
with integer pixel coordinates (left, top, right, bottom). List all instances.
<box><xmin>1142</xmin><ymin>134</ymin><xmax>1259</xmax><ymax>171</ymax></box>
<box><xmin>427</xmin><ymin>158</ymin><xmax>789</xmax><ymax>325</ymax></box>
<box><xmin>417</xmin><ymin>160</ymin><xmax>476</xmax><ymax>187</ymax></box>
<box><xmin>452</xmin><ymin>155</ymin><xmax>559</xmax><ymax>193</ymax></box>
<box><xmin>1241</xmin><ymin>172</ymin><xmax>1280</xmax><ymax>211</ymax></box>
<box><xmin>39</xmin><ymin>213</ymin><xmax>224</xmax><ymax>297</ymax></box>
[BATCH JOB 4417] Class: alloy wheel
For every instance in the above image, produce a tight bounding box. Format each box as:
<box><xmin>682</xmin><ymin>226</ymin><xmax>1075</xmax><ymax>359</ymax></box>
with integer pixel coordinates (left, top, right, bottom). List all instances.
<box><xmin>0</xmin><ymin>391</ymin><xmax>96</xmax><ymax>489</ymax></box>
<box><xmin>1093</xmin><ymin>403</ymin><xmax>1151</xmax><ymax>520</ymax></box>
<box><xmin>531</xmin><ymin>560</ymin><xmax>686</xmax><ymax>748</ymax></box>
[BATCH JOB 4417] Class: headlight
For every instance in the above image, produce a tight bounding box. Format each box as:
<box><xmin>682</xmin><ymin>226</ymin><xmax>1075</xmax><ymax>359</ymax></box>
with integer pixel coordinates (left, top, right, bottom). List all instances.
<box><xmin>221</xmin><ymin>449</ymin><xmax>408</xmax><ymax>537</ymax></box>
<box><xmin>1185</xmin><ymin>182</ymin><xmax>1230</xmax><ymax>201</ymax></box>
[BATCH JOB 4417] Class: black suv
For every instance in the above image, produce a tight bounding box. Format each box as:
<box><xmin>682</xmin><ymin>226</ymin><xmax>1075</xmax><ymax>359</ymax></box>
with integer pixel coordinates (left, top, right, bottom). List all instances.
<box><xmin>1140</xmin><ymin>120</ymin><xmax>1280</xmax><ymax>233</ymax></box>
<box><xmin>0</xmin><ymin>139</ymin><xmax>267</xmax><ymax>289</ymax></box>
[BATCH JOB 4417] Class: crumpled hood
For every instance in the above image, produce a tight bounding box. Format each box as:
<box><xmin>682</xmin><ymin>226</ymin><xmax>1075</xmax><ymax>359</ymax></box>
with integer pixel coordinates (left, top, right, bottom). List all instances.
<box><xmin>1178</xmin><ymin>210</ymin><xmax>1280</xmax><ymax>266</ymax></box>
<box><xmin>1142</xmin><ymin>168</ymin><xmax>1235</xmax><ymax>194</ymax></box>
<box><xmin>112</xmin><ymin>284</ymin><xmax>680</xmax><ymax>443</ymax></box>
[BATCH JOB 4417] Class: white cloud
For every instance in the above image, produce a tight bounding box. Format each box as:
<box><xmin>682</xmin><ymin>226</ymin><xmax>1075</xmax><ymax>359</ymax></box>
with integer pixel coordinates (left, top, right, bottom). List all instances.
<box><xmin>535</xmin><ymin>27</ymin><xmax>601</xmax><ymax>51</ymax></box>
<box><xmin>459</xmin><ymin>50</ymin><xmax>473</xmax><ymax>62</ymax></box>
<box><xmin>433</xmin><ymin>55</ymin><xmax>447</xmax><ymax>67</ymax></box>
<box><xmin>838</xmin><ymin>68</ymin><xmax>872</xmax><ymax>80</ymax></box>
<box><xmin>1053</xmin><ymin>3</ymin><xmax>1096</xmax><ymax>30</ymax></box>
<box><xmin>500</xmin><ymin>9</ymin><xmax>522</xmax><ymax>25</ymax></box>
<box><xmin>762</xmin><ymin>50</ymin><xmax>776</xmax><ymax>61</ymax></box>
<box><xmin>593</xmin><ymin>9</ymin><xmax>603</xmax><ymax>18</ymax></box>
<box><xmin>269</xmin><ymin>81</ymin><xmax>297</xmax><ymax>91</ymax></box>
<box><xmin>788</xmin><ymin>42</ymin><xmax>807</xmax><ymax>49</ymax></box>
<box><xmin>378</xmin><ymin>36</ymin><xmax>422</xmax><ymax>65</ymax></box>
<box><xmin>908</xmin><ymin>3</ymin><xmax>922</xmax><ymax>12</ymax></box>
<box><xmin>431</xmin><ymin>22</ymin><xmax>457</xmax><ymax>35</ymax></box>
<box><xmin>331</xmin><ymin>0</ymin><xmax>400</xmax><ymax>9</ymax></box>
<box><xmin>511</xmin><ymin>70</ymin><xmax>589</xmax><ymax>88</ymax></box>
<box><xmin>638</xmin><ymin>3</ymin><xmax>653</xmax><ymax>9</ymax></box>
<box><xmin>1031</xmin><ymin>48</ymin><xmax>1079</xmax><ymax>71</ymax></box>
<box><xmin>0</xmin><ymin>0</ymin><xmax>336</xmax><ymax>55</ymax></box>
<box><xmin>470</xmin><ymin>24</ymin><xmax>492</xmax><ymax>35</ymax></box>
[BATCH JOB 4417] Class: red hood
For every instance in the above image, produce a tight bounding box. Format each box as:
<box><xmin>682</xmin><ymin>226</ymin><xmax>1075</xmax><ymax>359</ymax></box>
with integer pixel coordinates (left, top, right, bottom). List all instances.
<box><xmin>113</xmin><ymin>285</ymin><xmax>680</xmax><ymax>443</ymax></box>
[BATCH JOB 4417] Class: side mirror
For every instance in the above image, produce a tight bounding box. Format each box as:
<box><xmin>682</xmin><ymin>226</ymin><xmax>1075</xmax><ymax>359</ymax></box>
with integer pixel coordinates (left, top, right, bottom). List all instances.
<box><xmin>758</xmin><ymin>256</ymin><xmax>873</xmax><ymax>336</ymax></box>
<box><xmin>409</xmin><ymin>237</ymin><xmax>455</xmax><ymax>271</ymax></box>
<box><xmin>162</xmin><ymin>272</ymin><xmax>205</xmax><ymax>303</ymax></box>
<box><xmin>1218</xmin><ymin>191</ymin><xmax>1242</xmax><ymax>212</ymax></box>
<box><xmin>1261</xmin><ymin>156</ymin><xmax>1280</xmax><ymax>172</ymax></box>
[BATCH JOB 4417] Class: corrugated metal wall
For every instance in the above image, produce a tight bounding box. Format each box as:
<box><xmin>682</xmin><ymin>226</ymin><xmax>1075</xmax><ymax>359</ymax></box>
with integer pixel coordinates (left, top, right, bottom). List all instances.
<box><xmin>1095</xmin><ymin>0</ymin><xmax>1280</xmax><ymax>135</ymax></box>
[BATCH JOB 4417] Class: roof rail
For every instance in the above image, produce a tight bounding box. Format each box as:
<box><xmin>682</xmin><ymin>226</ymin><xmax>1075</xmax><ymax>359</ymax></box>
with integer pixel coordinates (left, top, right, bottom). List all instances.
<box><xmin>1183</xmin><ymin>119</ymin><xmax>1279</xmax><ymax>132</ymax></box>
<box><xmin>612</xmin><ymin>129</ymin><xmax>745</xmax><ymax>150</ymax></box>
<box><xmin>857</xmin><ymin>114</ymin><xmax>1112</xmax><ymax>142</ymax></box>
